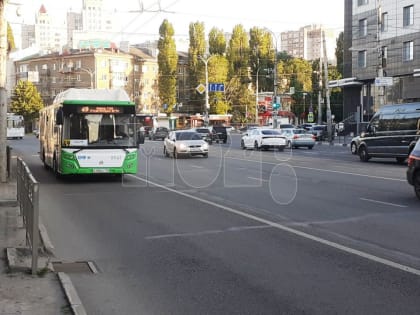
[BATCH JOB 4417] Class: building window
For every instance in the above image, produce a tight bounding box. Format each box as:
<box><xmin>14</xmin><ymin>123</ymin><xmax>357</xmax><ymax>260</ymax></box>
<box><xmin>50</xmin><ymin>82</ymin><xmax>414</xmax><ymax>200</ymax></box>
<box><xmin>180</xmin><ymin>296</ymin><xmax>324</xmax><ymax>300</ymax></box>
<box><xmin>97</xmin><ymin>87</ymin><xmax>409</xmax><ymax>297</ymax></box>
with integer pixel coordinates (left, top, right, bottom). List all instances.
<box><xmin>359</xmin><ymin>19</ymin><xmax>367</xmax><ymax>37</ymax></box>
<box><xmin>358</xmin><ymin>50</ymin><xmax>367</xmax><ymax>68</ymax></box>
<box><xmin>358</xmin><ymin>0</ymin><xmax>368</xmax><ymax>5</ymax></box>
<box><xmin>381</xmin><ymin>12</ymin><xmax>388</xmax><ymax>31</ymax></box>
<box><xmin>403</xmin><ymin>5</ymin><xmax>414</xmax><ymax>27</ymax></box>
<box><xmin>76</xmin><ymin>60</ymin><xmax>82</xmax><ymax>69</ymax></box>
<box><xmin>381</xmin><ymin>46</ymin><xmax>388</xmax><ymax>67</ymax></box>
<box><xmin>134</xmin><ymin>65</ymin><xmax>139</xmax><ymax>72</ymax></box>
<box><xmin>403</xmin><ymin>41</ymin><xmax>414</xmax><ymax>61</ymax></box>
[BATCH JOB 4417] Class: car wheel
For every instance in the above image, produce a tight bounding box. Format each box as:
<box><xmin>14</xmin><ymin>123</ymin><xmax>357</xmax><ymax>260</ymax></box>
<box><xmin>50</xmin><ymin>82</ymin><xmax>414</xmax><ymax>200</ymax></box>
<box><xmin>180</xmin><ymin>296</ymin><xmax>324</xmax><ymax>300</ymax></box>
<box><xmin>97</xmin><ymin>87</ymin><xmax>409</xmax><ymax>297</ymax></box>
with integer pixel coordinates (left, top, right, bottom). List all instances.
<box><xmin>241</xmin><ymin>139</ymin><xmax>246</xmax><ymax>150</ymax></box>
<box><xmin>254</xmin><ymin>141</ymin><xmax>259</xmax><ymax>151</ymax></box>
<box><xmin>164</xmin><ymin>146</ymin><xmax>169</xmax><ymax>157</ymax></box>
<box><xmin>223</xmin><ymin>139</ymin><xmax>227</xmax><ymax>144</ymax></box>
<box><xmin>174</xmin><ymin>149</ymin><xmax>178</xmax><ymax>159</ymax></box>
<box><xmin>414</xmin><ymin>172</ymin><xmax>420</xmax><ymax>200</ymax></box>
<box><xmin>287</xmin><ymin>141</ymin><xmax>292</xmax><ymax>149</ymax></box>
<box><xmin>351</xmin><ymin>142</ymin><xmax>357</xmax><ymax>154</ymax></box>
<box><xmin>203</xmin><ymin>153</ymin><xmax>208</xmax><ymax>158</ymax></box>
<box><xmin>278</xmin><ymin>146</ymin><xmax>284</xmax><ymax>152</ymax></box>
<box><xmin>308</xmin><ymin>146</ymin><xmax>313</xmax><ymax>150</ymax></box>
<box><xmin>359</xmin><ymin>146</ymin><xmax>370</xmax><ymax>162</ymax></box>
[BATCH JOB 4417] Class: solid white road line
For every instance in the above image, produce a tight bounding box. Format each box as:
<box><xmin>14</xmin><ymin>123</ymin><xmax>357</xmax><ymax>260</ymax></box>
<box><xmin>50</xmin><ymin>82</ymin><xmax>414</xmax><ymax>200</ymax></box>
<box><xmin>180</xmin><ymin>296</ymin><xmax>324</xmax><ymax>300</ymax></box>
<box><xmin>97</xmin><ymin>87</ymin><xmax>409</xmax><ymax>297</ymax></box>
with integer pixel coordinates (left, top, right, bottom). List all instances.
<box><xmin>360</xmin><ymin>198</ymin><xmax>408</xmax><ymax>208</ymax></box>
<box><xmin>128</xmin><ymin>174</ymin><xmax>420</xmax><ymax>277</ymax></box>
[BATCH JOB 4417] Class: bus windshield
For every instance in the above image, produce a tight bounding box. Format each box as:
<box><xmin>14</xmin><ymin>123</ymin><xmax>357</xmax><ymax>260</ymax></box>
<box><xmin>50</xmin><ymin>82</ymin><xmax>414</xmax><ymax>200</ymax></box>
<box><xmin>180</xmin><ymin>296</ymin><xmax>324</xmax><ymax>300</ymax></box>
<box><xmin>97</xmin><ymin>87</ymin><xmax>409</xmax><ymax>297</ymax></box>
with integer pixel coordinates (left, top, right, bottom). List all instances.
<box><xmin>62</xmin><ymin>113</ymin><xmax>136</xmax><ymax>147</ymax></box>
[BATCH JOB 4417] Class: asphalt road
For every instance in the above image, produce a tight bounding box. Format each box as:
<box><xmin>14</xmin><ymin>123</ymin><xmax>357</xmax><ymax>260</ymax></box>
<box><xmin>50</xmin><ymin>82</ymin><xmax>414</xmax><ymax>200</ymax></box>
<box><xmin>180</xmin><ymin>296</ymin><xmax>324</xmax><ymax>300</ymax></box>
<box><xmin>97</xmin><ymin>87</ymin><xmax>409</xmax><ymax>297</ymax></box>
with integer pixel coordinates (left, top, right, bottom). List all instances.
<box><xmin>8</xmin><ymin>134</ymin><xmax>420</xmax><ymax>314</ymax></box>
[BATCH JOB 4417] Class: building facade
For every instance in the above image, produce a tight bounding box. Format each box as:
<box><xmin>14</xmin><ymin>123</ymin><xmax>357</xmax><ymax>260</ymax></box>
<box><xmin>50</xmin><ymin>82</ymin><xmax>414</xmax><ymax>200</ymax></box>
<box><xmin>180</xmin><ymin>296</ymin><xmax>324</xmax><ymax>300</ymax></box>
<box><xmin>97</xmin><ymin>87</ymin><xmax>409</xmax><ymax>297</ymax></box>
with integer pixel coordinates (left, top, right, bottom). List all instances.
<box><xmin>343</xmin><ymin>0</ymin><xmax>420</xmax><ymax>121</ymax></box>
<box><xmin>280</xmin><ymin>25</ymin><xmax>337</xmax><ymax>64</ymax></box>
<box><xmin>13</xmin><ymin>48</ymin><xmax>158</xmax><ymax>111</ymax></box>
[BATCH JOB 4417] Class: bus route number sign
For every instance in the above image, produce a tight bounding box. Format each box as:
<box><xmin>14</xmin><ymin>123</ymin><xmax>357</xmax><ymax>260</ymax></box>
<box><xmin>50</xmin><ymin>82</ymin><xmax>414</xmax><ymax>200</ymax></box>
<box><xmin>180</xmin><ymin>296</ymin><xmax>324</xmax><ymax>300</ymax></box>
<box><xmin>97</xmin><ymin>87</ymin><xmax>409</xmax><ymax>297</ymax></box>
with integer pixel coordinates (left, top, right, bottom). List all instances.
<box><xmin>78</xmin><ymin>106</ymin><xmax>123</xmax><ymax>114</ymax></box>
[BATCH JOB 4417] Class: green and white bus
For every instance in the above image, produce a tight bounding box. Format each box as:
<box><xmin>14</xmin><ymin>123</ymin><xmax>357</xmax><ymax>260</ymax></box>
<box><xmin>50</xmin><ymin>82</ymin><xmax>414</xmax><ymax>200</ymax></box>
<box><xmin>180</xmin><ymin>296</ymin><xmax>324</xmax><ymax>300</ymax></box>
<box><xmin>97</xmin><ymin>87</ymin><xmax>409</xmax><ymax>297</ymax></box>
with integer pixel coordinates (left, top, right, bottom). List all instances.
<box><xmin>39</xmin><ymin>88</ymin><xmax>138</xmax><ymax>176</ymax></box>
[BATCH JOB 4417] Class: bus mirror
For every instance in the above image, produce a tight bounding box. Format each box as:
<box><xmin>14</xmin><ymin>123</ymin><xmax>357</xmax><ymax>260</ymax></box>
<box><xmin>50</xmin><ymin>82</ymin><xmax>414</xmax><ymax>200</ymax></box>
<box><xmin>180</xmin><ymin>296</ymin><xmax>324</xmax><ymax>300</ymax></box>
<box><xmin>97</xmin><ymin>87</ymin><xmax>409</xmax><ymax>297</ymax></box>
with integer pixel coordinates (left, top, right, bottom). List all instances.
<box><xmin>56</xmin><ymin>107</ymin><xmax>63</xmax><ymax>125</ymax></box>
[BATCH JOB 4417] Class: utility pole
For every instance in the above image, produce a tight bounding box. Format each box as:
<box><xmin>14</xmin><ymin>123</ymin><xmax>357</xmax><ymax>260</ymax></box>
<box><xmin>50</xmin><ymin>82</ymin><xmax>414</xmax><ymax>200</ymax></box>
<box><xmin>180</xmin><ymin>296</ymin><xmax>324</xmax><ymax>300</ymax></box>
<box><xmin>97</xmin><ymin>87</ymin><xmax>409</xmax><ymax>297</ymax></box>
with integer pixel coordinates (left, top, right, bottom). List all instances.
<box><xmin>199</xmin><ymin>55</ymin><xmax>213</xmax><ymax>126</ymax></box>
<box><xmin>322</xmin><ymin>30</ymin><xmax>332</xmax><ymax>142</ymax></box>
<box><xmin>0</xmin><ymin>0</ymin><xmax>8</xmax><ymax>182</ymax></box>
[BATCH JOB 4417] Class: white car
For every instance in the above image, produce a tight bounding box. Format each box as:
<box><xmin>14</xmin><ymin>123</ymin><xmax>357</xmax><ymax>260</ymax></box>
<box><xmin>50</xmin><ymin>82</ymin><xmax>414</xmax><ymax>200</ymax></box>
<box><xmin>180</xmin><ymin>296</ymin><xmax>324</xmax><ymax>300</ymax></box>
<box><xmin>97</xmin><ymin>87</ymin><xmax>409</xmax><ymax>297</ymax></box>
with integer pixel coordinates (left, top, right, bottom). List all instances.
<box><xmin>164</xmin><ymin>130</ymin><xmax>209</xmax><ymax>158</ymax></box>
<box><xmin>241</xmin><ymin>128</ymin><xmax>286</xmax><ymax>151</ymax></box>
<box><xmin>281</xmin><ymin>128</ymin><xmax>316</xmax><ymax>149</ymax></box>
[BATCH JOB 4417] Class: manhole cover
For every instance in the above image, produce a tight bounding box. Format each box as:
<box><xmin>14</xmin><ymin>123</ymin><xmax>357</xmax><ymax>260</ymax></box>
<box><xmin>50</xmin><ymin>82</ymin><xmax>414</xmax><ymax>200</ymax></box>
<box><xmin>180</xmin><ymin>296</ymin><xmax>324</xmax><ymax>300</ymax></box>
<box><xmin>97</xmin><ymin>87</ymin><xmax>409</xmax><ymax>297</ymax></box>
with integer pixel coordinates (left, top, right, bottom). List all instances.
<box><xmin>52</xmin><ymin>261</ymin><xmax>98</xmax><ymax>273</ymax></box>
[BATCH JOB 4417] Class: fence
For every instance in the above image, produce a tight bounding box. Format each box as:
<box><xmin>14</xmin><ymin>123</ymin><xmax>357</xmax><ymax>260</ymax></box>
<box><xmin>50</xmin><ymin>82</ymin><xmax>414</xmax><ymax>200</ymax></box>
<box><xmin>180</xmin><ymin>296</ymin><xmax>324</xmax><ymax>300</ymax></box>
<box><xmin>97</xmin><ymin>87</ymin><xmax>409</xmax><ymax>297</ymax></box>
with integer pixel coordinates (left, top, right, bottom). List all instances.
<box><xmin>16</xmin><ymin>157</ymin><xmax>39</xmax><ymax>275</ymax></box>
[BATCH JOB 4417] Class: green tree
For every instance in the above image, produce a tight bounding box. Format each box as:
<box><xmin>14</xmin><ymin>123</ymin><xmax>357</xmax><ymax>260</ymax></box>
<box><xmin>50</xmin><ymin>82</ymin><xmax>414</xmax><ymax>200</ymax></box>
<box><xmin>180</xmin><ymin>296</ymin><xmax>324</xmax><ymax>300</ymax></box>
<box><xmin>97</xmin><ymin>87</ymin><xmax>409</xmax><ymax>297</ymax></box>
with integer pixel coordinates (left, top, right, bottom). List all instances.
<box><xmin>207</xmin><ymin>55</ymin><xmax>230</xmax><ymax>114</ymax></box>
<box><xmin>208</xmin><ymin>27</ymin><xmax>226</xmax><ymax>55</ymax></box>
<box><xmin>188</xmin><ymin>22</ymin><xmax>206</xmax><ymax>113</ymax></box>
<box><xmin>10</xmin><ymin>80</ymin><xmax>44</xmax><ymax>127</ymax></box>
<box><xmin>157</xmin><ymin>19</ymin><xmax>178</xmax><ymax>114</ymax></box>
<box><xmin>249</xmin><ymin>27</ymin><xmax>274</xmax><ymax>92</ymax></box>
<box><xmin>335</xmin><ymin>31</ymin><xmax>344</xmax><ymax>77</ymax></box>
<box><xmin>7</xmin><ymin>23</ymin><xmax>15</xmax><ymax>52</ymax></box>
<box><xmin>227</xmin><ymin>24</ymin><xmax>249</xmax><ymax>81</ymax></box>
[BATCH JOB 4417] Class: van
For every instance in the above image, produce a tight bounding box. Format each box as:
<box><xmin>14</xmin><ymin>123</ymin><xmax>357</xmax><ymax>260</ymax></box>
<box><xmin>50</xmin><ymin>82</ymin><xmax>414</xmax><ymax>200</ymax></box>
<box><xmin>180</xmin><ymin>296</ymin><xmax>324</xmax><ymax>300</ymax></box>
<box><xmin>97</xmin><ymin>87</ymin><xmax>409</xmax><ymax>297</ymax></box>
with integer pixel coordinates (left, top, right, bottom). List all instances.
<box><xmin>357</xmin><ymin>103</ymin><xmax>420</xmax><ymax>163</ymax></box>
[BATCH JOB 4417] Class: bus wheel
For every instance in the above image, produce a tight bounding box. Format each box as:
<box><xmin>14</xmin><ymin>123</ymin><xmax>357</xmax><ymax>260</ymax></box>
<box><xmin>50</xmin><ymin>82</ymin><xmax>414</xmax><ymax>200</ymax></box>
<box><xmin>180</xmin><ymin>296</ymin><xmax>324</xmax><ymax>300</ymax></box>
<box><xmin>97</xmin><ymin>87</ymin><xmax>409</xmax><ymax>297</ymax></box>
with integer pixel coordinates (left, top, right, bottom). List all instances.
<box><xmin>53</xmin><ymin>157</ymin><xmax>60</xmax><ymax>178</ymax></box>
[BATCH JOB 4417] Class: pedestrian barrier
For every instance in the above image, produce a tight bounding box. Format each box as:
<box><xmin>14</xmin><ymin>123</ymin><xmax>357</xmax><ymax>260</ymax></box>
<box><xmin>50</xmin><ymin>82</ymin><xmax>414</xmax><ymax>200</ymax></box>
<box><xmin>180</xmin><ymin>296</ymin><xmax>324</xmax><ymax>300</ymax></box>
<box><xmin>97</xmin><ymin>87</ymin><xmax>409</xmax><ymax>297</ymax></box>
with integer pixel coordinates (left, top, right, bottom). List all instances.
<box><xmin>16</xmin><ymin>157</ymin><xmax>39</xmax><ymax>275</ymax></box>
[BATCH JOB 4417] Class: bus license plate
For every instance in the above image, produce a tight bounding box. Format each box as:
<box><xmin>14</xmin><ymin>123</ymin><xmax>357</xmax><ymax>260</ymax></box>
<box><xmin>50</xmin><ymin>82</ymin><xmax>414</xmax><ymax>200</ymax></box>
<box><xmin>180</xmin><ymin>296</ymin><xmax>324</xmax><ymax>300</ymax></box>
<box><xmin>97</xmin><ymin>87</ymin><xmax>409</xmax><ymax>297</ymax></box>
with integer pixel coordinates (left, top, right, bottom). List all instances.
<box><xmin>93</xmin><ymin>168</ymin><xmax>109</xmax><ymax>173</ymax></box>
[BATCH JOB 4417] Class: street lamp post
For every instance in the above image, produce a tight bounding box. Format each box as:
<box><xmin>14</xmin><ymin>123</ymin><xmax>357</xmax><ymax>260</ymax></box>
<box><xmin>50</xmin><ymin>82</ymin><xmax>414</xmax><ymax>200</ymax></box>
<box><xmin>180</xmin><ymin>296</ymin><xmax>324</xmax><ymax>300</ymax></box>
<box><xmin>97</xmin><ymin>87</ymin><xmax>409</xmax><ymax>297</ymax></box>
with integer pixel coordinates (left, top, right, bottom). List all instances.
<box><xmin>264</xmin><ymin>28</ymin><xmax>279</xmax><ymax>128</ymax></box>
<box><xmin>76</xmin><ymin>67</ymin><xmax>95</xmax><ymax>89</ymax></box>
<box><xmin>199</xmin><ymin>55</ymin><xmax>214</xmax><ymax>125</ymax></box>
<box><xmin>255</xmin><ymin>66</ymin><xmax>260</xmax><ymax>124</ymax></box>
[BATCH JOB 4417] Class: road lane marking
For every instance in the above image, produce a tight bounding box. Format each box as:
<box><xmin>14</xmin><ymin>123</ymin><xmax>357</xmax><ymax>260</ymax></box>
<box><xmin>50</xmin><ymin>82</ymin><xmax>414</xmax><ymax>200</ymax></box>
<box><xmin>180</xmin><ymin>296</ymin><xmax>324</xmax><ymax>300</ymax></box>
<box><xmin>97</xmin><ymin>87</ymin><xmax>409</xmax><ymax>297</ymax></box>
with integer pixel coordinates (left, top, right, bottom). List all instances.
<box><xmin>225</xmin><ymin>156</ymin><xmax>406</xmax><ymax>182</ymax></box>
<box><xmin>128</xmin><ymin>174</ymin><xmax>420</xmax><ymax>277</ymax></box>
<box><xmin>190</xmin><ymin>165</ymin><xmax>204</xmax><ymax>169</ymax></box>
<box><xmin>247</xmin><ymin>176</ymin><xmax>269</xmax><ymax>182</ymax></box>
<box><xmin>146</xmin><ymin>225</ymin><xmax>271</xmax><ymax>240</ymax></box>
<box><xmin>360</xmin><ymin>198</ymin><xmax>408</xmax><ymax>208</ymax></box>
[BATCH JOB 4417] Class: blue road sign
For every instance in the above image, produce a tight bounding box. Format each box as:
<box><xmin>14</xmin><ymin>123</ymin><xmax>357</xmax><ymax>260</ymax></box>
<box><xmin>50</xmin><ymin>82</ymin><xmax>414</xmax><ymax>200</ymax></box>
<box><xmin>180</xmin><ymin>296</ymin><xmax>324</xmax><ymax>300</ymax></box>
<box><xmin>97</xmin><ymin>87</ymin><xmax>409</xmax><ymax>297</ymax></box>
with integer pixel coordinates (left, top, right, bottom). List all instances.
<box><xmin>208</xmin><ymin>83</ymin><xmax>225</xmax><ymax>92</ymax></box>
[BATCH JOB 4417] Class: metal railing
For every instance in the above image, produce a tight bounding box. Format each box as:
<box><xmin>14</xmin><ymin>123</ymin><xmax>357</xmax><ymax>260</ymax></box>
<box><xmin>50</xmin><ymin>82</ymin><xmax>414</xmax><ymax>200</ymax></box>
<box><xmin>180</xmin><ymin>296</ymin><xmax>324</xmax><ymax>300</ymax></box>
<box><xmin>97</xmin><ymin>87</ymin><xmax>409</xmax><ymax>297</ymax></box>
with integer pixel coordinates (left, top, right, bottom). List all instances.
<box><xmin>16</xmin><ymin>157</ymin><xmax>39</xmax><ymax>275</ymax></box>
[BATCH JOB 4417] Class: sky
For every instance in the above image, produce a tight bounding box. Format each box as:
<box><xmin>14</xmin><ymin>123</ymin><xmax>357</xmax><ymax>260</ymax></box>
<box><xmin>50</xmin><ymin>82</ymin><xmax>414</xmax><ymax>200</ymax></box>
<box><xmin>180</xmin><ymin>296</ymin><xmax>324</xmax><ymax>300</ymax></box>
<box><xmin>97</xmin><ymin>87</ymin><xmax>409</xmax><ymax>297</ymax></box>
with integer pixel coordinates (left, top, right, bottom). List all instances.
<box><xmin>7</xmin><ymin>0</ymin><xmax>344</xmax><ymax>49</ymax></box>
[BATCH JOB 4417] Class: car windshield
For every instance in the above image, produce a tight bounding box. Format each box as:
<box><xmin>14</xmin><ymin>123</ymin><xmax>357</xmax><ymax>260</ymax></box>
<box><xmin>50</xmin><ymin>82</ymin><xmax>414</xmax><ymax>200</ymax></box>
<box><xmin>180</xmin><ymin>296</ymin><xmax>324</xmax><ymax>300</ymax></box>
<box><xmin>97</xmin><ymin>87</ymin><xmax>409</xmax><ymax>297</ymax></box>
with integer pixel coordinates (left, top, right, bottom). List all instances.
<box><xmin>293</xmin><ymin>129</ymin><xmax>307</xmax><ymax>134</ymax></box>
<box><xmin>313</xmin><ymin>126</ymin><xmax>326</xmax><ymax>130</ymax></box>
<box><xmin>196</xmin><ymin>128</ymin><xmax>210</xmax><ymax>133</ymax></box>
<box><xmin>176</xmin><ymin>132</ymin><xmax>202</xmax><ymax>140</ymax></box>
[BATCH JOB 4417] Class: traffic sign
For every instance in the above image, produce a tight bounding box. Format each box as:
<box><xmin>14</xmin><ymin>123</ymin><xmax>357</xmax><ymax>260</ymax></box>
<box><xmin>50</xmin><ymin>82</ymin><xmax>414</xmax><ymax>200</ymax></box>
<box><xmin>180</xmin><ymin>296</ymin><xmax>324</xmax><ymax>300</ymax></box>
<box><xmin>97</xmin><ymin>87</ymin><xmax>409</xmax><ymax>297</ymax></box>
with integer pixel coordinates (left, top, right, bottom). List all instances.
<box><xmin>196</xmin><ymin>84</ymin><xmax>206</xmax><ymax>94</ymax></box>
<box><xmin>308</xmin><ymin>112</ymin><xmax>314</xmax><ymax>123</ymax></box>
<box><xmin>208</xmin><ymin>83</ymin><xmax>225</xmax><ymax>92</ymax></box>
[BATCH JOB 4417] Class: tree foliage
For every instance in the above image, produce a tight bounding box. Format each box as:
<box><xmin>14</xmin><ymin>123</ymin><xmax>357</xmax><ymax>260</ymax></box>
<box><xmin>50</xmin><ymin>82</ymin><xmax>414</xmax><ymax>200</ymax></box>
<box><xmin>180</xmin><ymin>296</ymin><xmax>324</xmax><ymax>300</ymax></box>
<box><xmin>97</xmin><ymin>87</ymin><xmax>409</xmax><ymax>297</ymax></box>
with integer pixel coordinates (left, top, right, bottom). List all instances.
<box><xmin>208</xmin><ymin>27</ymin><xmax>226</xmax><ymax>55</ymax></box>
<box><xmin>157</xmin><ymin>19</ymin><xmax>178</xmax><ymax>114</ymax></box>
<box><xmin>7</xmin><ymin>23</ymin><xmax>15</xmax><ymax>52</ymax></box>
<box><xmin>227</xmin><ymin>25</ymin><xmax>250</xmax><ymax>81</ymax></box>
<box><xmin>10</xmin><ymin>81</ymin><xmax>44</xmax><ymax>121</ymax></box>
<box><xmin>249</xmin><ymin>27</ymin><xmax>274</xmax><ymax>92</ymax></box>
<box><xmin>335</xmin><ymin>31</ymin><xmax>344</xmax><ymax>77</ymax></box>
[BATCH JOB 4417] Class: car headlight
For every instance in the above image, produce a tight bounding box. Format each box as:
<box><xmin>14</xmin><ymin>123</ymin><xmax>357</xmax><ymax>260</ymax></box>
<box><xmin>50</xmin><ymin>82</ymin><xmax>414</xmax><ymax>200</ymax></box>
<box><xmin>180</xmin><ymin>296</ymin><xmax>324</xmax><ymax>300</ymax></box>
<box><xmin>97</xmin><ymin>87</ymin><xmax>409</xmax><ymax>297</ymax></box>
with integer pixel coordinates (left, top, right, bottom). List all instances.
<box><xmin>179</xmin><ymin>143</ymin><xmax>187</xmax><ymax>150</ymax></box>
<box><xmin>202</xmin><ymin>143</ymin><xmax>209</xmax><ymax>149</ymax></box>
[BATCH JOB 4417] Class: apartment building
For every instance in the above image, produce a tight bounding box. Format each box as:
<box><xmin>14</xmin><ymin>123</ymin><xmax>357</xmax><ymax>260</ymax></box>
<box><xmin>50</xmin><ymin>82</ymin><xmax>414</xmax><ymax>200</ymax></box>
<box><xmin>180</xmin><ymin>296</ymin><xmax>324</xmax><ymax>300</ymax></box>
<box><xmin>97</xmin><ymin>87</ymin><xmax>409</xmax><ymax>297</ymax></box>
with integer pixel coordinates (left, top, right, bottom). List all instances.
<box><xmin>13</xmin><ymin>48</ymin><xmax>157</xmax><ymax>112</ymax></box>
<box><xmin>280</xmin><ymin>25</ymin><xmax>337</xmax><ymax>64</ymax></box>
<box><xmin>343</xmin><ymin>0</ymin><xmax>420</xmax><ymax>120</ymax></box>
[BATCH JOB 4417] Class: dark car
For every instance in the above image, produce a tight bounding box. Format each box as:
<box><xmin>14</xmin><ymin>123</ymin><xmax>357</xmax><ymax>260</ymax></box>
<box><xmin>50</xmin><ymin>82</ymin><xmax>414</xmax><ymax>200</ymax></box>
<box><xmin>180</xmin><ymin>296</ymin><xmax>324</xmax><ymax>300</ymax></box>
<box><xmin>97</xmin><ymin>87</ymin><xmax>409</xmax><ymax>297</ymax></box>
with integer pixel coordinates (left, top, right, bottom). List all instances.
<box><xmin>149</xmin><ymin>127</ymin><xmax>169</xmax><ymax>140</ymax></box>
<box><xmin>211</xmin><ymin>125</ymin><xmax>228</xmax><ymax>143</ymax></box>
<box><xmin>407</xmin><ymin>140</ymin><xmax>420</xmax><ymax>200</ymax></box>
<box><xmin>191</xmin><ymin>128</ymin><xmax>213</xmax><ymax>144</ymax></box>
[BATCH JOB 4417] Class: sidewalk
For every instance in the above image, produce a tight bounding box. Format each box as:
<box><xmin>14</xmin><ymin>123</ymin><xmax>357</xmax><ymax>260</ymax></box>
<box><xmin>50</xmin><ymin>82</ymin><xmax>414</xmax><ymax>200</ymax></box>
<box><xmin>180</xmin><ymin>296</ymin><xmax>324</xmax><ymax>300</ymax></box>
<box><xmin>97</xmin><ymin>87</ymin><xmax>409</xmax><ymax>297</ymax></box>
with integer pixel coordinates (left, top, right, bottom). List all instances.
<box><xmin>0</xmin><ymin>156</ymin><xmax>79</xmax><ymax>315</ymax></box>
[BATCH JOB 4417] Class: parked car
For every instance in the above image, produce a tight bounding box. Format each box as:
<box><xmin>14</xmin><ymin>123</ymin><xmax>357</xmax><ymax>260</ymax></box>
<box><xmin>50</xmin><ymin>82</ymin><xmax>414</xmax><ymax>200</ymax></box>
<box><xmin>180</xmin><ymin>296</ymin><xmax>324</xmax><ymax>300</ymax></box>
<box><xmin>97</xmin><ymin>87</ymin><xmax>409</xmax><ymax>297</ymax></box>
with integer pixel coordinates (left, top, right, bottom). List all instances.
<box><xmin>407</xmin><ymin>140</ymin><xmax>420</xmax><ymax>200</ymax></box>
<box><xmin>350</xmin><ymin>135</ymin><xmax>361</xmax><ymax>155</ymax></box>
<box><xmin>239</xmin><ymin>124</ymin><xmax>260</xmax><ymax>133</ymax></box>
<box><xmin>278</xmin><ymin>123</ymin><xmax>295</xmax><ymax>129</ymax></box>
<box><xmin>299</xmin><ymin>123</ymin><xmax>316</xmax><ymax>131</ymax></box>
<box><xmin>241</xmin><ymin>128</ymin><xmax>286</xmax><ymax>151</ymax></box>
<box><xmin>210</xmin><ymin>125</ymin><xmax>228</xmax><ymax>143</ymax></box>
<box><xmin>280</xmin><ymin>128</ymin><xmax>316</xmax><ymax>149</ymax></box>
<box><xmin>190</xmin><ymin>127</ymin><xmax>213</xmax><ymax>144</ymax></box>
<box><xmin>164</xmin><ymin>131</ymin><xmax>209</xmax><ymax>158</ymax></box>
<box><xmin>149</xmin><ymin>127</ymin><xmax>169</xmax><ymax>140</ymax></box>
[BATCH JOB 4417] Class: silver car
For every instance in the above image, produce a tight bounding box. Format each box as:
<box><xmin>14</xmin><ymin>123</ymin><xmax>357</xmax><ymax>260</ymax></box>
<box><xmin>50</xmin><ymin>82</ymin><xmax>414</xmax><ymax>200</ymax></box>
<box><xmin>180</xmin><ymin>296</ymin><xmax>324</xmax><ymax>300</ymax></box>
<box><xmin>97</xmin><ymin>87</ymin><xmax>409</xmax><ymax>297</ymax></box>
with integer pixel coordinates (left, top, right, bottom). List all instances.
<box><xmin>164</xmin><ymin>131</ymin><xmax>209</xmax><ymax>158</ymax></box>
<box><xmin>281</xmin><ymin>128</ymin><xmax>316</xmax><ymax>149</ymax></box>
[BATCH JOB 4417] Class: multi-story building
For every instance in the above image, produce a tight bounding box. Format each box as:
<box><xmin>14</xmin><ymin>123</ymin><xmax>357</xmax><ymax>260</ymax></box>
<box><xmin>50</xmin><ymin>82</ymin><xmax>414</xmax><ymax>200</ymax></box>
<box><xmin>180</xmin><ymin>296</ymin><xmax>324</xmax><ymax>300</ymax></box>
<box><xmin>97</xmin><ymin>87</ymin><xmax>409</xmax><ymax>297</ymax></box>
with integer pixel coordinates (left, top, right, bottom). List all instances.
<box><xmin>280</xmin><ymin>25</ymin><xmax>337</xmax><ymax>64</ymax></box>
<box><xmin>342</xmin><ymin>0</ymin><xmax>420</xmax><ymax>121</ymax></box>
<box><xmin>21</xmin><ymin>24</ymin><xmax>35</xmax><ymax>49</ymax></box>
<box><xmin>67</xmin><ymin>11</ymin><xmax>83</xmax><ymax>49</ymax></box>
<box><xmin>34</xmin><ymin>5</ymin><xmax>67</xmax><ymax>53</ymax></box>
<box><xmin>13</xmin><ymin>48</ymin><xmax>158</xmax><ymax>111</ymax></box>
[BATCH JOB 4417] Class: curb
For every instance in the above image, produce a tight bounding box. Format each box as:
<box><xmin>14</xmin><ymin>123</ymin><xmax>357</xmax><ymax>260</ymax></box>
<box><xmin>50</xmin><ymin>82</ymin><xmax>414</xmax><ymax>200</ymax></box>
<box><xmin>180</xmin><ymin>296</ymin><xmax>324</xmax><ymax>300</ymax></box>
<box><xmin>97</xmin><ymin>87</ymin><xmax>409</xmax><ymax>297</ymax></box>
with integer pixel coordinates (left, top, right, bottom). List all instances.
<box><xmin>58</xmin><ymin>272</ymin><xmax>88</xmax><ymax>315</ymax></box>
